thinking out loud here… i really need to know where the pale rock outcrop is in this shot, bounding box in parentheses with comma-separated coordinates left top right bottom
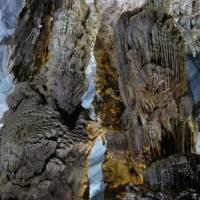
(150, 0, 200, 56)
(46, 0, 100, 114)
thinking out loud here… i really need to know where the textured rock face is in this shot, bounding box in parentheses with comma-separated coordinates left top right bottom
(0, 82, 88, 200)
(46, 0, 100, 114)
(125, 188, 200, 200)
(124, 154, 200, 200)
(10, 0, 54, 82)
(114, 8, 196, 169)
(9, 0, 100, 114)
(0, 0, 200, 199)
(144, 154, 200, 192)
(94, 0, 146, 129)
(150, 0, 200, 56)
(0, 0, 100, 199)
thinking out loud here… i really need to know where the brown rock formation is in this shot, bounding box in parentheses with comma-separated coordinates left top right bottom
(11, 0, 55, 82)
(93, 0, 147, 130)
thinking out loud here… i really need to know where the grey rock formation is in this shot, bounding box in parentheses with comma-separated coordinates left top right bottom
(46, 0, 100, 114)
(0, 0, 99, 199)
(114, 8, 196, 169)
(125, 189, 200, 200)
(0, 82, 88, 199)
(144, 154, 200, 192)
(124, 154, 200, 200)
(150, 0, 200, 56)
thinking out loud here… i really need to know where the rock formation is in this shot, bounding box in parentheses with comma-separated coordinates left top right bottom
(0, 0, 200, 199)
(114, 6, 196, 171)
(0, 0, 99, 199)
(124, 154, 200, 200)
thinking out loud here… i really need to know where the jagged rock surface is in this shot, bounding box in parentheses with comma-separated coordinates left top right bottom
(0, 82, 88, 200)
(9, 0, 100, 114)
(124, 154, 200, 200)
(144, 154, 200, 191)
(94, 0, 146, 129)
(10, 0, 54, 82)
(46, 0, 100, 114)
(150, 0, 200, 56)
(1, 0, 200, 199)
(125, 189, 200, 200)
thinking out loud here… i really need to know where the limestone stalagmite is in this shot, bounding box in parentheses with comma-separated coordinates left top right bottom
(114, 8, 196, 169)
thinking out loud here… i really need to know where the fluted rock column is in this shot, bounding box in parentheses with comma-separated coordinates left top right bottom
(114, 8, 197, 170)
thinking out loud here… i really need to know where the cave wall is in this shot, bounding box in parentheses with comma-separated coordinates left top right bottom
(0, 0, 200, 199)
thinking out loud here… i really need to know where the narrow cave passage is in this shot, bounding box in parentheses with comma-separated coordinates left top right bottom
(89, 138, 106, 200)
(81, 51, 96, 111)
(81, 50, 107, 199)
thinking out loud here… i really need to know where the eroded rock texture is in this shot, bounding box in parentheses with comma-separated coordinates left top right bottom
(124, 154, 200, 200)
(150, 0, 200, 56)
(0, 0, 100, 199)
(10, 0, 54, 82)
(114, 8, 196, 169)
(46, 0, 100, 114)
(125, 188, 200, 200)
(0, 82, 88, 200)
(9, 0, 100, 114)
(144, 154, 200, 192)
(1, 0, 200, 199)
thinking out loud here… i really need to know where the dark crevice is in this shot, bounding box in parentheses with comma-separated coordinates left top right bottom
(161, 122, 175, 157)
(55, 101, 86, 130)
(30, 84, 48, 105)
